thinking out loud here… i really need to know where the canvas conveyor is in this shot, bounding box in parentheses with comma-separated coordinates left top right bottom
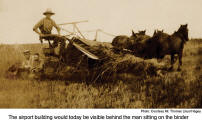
(41, 34, 100, 60)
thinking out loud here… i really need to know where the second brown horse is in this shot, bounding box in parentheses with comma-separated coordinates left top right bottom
(131, 24, 189, 71)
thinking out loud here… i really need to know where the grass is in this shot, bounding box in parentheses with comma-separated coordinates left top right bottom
(0, 39, 201, 108)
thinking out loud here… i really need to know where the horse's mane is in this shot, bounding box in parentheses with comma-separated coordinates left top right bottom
(173, 25, 189, 42)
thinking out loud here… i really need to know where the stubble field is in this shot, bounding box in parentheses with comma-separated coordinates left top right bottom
(0, 39, 201, 108)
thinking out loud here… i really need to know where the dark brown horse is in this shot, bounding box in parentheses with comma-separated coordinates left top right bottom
(112, 30, 150, 50)
(131, 30, 150, 41)
(132, 24, 189, 71)
(157, 24, 188, 71)
(112, 35, 130, 50)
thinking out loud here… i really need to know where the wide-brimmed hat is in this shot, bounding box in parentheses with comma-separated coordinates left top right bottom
(33, 53, 40, 56)
(23, 50, 30, 54)
(43, 8, 55, 15)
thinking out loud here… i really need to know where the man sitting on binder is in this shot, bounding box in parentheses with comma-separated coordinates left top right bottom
(33, 8, 66, 57)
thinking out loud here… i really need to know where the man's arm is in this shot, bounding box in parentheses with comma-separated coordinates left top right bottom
(33, 19, 43, 36)
(52, 20, 61, 35)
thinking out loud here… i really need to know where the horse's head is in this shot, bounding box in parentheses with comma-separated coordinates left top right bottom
(127, 30, 140, 50)
(152, 29, 168, 43)
(129, 30, 138, 42)
(177, 24, 189, 41)
(130, 30, 148, 40)
(153, 29, 164, 36)
(138, 30, 146, 35)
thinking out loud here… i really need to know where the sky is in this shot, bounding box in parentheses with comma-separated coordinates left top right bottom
(0, 0, 202, 44)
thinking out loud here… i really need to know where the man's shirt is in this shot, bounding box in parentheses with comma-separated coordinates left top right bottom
(31, 60, 43, 70)
(33, 17, 60, 34)
(22, 58, 32, 69)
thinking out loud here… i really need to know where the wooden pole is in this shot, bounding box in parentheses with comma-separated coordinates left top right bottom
(60, 28, 74, 34)
(94, 30, 98, 41)
(74, 24, 86, 39)
(58, 20, 88, 26)
(100, 30, 116, 37)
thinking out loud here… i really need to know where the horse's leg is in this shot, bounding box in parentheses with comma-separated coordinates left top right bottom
(169, 53, 175, 70)
(177, 51, 183, 71)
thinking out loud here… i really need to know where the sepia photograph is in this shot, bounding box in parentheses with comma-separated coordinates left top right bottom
(0, 0, 201, 108)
